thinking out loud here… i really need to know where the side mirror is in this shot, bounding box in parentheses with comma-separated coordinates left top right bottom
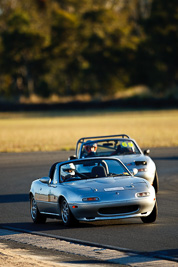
(144, 149, 150, 156)
(68, 155, 77, 160)
(132, 168, 138, 176)
(40, 177, 51, 184)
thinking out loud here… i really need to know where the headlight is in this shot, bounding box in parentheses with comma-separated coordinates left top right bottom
(136, 192, 150, 197)
(135, 161, 147, 165)
(82, 197, 99, 202)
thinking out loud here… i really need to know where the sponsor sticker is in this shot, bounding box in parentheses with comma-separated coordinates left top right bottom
(104, 187, 124, 191)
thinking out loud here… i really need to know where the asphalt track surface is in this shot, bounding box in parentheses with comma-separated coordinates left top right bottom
(0, 148, 178, 261)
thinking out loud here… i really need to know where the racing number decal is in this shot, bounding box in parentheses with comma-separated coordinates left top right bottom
(128, 142, 134, 147)
(122, 142, 127, 147)
(121, 142, 133, 147)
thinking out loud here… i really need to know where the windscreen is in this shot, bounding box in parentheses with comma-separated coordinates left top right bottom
(81, 139, 140, 158)
(60, 158, 130, 182)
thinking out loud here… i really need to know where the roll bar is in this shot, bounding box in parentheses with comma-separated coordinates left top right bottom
(76, 134, 130, 156)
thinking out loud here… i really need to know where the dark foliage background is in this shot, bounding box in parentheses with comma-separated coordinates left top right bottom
(0, 0, 177, 102)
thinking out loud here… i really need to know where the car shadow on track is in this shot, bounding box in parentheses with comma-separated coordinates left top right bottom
(0, 218, 145, 235)
(0, 194, 29, 203)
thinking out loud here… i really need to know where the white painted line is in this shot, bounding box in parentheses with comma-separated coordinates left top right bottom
(0, 228, 177, 266)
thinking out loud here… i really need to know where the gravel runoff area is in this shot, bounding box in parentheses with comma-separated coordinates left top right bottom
(0, 228, 177, 267)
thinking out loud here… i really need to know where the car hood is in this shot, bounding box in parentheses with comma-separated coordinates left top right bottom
(65, 176, 148, 193)
(111, 154, 154, 168)
(112, 154, 147, 163)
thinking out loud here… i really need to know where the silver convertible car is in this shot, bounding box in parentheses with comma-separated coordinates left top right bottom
(29, 157, 157, 226)
(73, 135, 159, 193)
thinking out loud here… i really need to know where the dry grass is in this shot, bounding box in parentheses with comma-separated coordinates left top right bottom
(0, 109, 178, 152)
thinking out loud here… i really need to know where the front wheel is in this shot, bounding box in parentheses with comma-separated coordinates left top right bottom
(141, 201, 158, 223)
(153, 171, 159, 193)
(30, 195, 46, 224)
(61, 198, 78, 226)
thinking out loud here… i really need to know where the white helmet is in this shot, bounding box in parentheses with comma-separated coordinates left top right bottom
(61, 163, 75, 178)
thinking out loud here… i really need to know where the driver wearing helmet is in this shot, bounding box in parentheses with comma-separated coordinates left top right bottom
(84, 142, 97, 157)
(61, 163, 76, 182)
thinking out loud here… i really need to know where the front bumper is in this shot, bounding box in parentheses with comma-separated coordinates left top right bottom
(70, 197, 156, 222)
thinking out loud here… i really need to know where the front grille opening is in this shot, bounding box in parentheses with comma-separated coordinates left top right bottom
(98, 205, 138, 215)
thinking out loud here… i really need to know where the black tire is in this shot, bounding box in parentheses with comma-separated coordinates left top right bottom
(141, 201, 158, 223)
(61, 198, 78, 226)
(153, 171, 159, 193)
(30, 195, 46, 224)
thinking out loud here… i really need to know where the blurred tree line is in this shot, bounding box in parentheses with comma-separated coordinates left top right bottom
(0, 0, 177, 101)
